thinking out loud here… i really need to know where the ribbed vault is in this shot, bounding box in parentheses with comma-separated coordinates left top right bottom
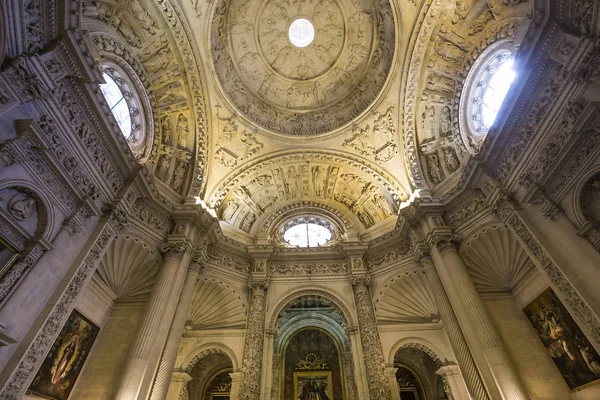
(187, 278, 247, 330)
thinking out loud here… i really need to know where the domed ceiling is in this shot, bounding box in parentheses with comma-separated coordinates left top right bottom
(210, 0, 395, 136)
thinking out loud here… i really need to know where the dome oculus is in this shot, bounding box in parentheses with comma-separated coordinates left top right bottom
(288, 18, 315, 48)
(210, 0, 395, 136)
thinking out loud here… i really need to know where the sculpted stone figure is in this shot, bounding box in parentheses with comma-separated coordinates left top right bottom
(171, 161, 187, 192)
(312, 166, 327, 197)
(222, 201, 239, 222)
(444, 147, 460, 173)
(427, 154, 444, 184)
(286, 166, 299, 197)
(9, 194, 36, 221)
(156, 155, 171, 182)
(176, 114, 188, 149)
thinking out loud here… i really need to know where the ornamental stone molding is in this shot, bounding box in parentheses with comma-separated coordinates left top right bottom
(209, 0, 396, 136)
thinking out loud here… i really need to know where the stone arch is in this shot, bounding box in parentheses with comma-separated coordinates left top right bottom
(267, 286, 356, 331)
(388, 337, 449, 366)
(572, 166, 600, 226)
(182, 342, 240, 373)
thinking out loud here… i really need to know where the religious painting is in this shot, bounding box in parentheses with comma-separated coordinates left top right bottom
(294, 371, 333, 400)
(27, 310, 99, 400)
(207, 369, 231, 400)
(523, 288, 600, 390)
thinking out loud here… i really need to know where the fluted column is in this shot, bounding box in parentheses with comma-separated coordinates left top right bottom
(431, 237, 528, 400)
(350, 274, 393, 400)
(149, 258, 203, 400)
(114, 243, 191, 400)
(238, 278, 269, 400)
(419, 253, 490, 400)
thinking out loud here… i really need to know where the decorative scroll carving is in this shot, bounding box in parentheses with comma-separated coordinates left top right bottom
(270, 263, 348, 275)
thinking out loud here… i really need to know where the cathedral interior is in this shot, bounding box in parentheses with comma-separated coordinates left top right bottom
(1, 0, 600, 399)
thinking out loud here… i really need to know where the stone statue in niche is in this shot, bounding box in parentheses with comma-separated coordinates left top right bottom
(171, 161, 188, 192)
(161, 116, 171, 145)
(427, 154, 444, 184)
(240, 213, 256, 232)
(286, 166, 299, 197)
(421, 105, 435, 140)
(312, 166, 327, 197)
(372, 194, 393, 217)
(9, 193, 36, 221)
(176, 114, 188, 149)
(440, 106, 452, 136)
(156, 154, 171, 182)
(222, 201, 239, 222)
(130, 0, 157, 35)
(358, 210, 374, 227)
(444, 147, 460, 173)
(145, 48, 174, 73)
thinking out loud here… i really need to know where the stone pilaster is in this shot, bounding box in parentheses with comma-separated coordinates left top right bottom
(149, 257, 204, 400)
(418, 251, 490, 400)
(385, 365, 401, 400)
(436, 365, 470, 400)
(350, 273, 392, 400)
(165, 371, 192, 400)
(114, 242, 191, 400)
(229, 371, 242, 400)
(430, 236, 528, 400)
(0, 205, 127, 399)
(238, 277, 269, 400)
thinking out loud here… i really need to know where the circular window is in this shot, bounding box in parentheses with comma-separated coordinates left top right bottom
(98, 63, 152, 161)
(284, 222, 332, 247)
(460, 41, 517, 153)
(288, 18, 315, 48)
(100, 73, 132, 138)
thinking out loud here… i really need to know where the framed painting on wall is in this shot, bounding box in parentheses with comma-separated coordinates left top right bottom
(26, 310, 99, 400)
(294, 371, 334, 400)
(523, 288, 600, 390)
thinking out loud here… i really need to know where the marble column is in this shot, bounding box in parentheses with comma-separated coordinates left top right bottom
(431, 237, 529, 400)
(436, 364, 470, 400)
(165, 371, 192, 400)
(238, 279, 268, 400)
(350, 275, 393, 400)
(114, 243, 191, 400)
(420, 253, 490, 400)
(149, 259, 203, 400)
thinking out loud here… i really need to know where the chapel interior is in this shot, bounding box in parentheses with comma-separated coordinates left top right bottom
(1, 0, 600, 399)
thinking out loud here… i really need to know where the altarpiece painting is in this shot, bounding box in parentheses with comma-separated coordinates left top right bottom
(294, 370, 333, 400)
(27, 310, 99, 399)
(524, 288, 600, 390)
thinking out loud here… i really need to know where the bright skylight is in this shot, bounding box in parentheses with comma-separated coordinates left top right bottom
(284, 222, 331, 247)
(288, 18, 315, 48)
(480, 57, 516, 129)
(100, 73, 132, 138)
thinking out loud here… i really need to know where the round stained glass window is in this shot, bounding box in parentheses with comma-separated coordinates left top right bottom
(284, 222, 332, 247)
(100, 73, 132, 139)
(288, 18, 315, 48)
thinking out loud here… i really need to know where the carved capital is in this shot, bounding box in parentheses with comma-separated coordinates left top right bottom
(413, 248, 434, 268)
(429, 234, 460, 255)
(249, 278, 269, 294)
(348, 274, 370, 288)
(103, 204, 130, 231)
(189, 257, 205, 274)
(490, 193, 517, 222)
(160, 241, 188, 261)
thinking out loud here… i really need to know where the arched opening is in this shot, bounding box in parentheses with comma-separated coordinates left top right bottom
(393, 346, 449, 400)
(186, 351, 234, 400)
(271, 295, 357, 400)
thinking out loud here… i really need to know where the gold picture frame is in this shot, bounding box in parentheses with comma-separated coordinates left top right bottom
(294, 371, 333, 399)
